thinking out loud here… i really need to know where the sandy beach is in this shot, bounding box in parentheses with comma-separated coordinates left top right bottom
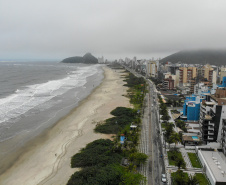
(0, 66, 130, 185)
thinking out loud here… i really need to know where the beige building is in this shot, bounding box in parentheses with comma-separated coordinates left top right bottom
(146, 61, 157, 77)
(164, 73, 178, 87)
(179, 67, 197, 85)
(197, 64, 217, 84)
(203, 64, 213, 81)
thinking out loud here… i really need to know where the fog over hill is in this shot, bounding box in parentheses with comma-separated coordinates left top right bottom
(160, 49, 226, 66)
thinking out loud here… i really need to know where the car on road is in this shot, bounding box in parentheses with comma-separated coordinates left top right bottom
(161, 174, 167, 183)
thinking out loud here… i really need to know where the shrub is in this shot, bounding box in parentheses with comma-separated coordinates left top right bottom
(110, 107, 137, 117)
(95, 107, 139, 134)
(71, 139, 122, 168)
(67, 165, 123, 185)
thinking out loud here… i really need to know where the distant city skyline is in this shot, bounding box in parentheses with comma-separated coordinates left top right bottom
(1, 0, 226, 61)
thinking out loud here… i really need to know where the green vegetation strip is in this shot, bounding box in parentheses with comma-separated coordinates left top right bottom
(171, 171, 188, 184)
(67, 71, 148, 185)
(194, 173, 210, 185)
(172, 171, 204, 185)
(167, 150, 186, 169)
(187, 153, 202, 168)
(68, 139, 145, 185)
(94, 107, 139, 134)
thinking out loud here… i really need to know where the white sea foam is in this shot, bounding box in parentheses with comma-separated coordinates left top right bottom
(0, 65, 98, 126)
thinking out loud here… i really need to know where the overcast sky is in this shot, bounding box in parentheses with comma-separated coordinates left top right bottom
(1, 0, 226, 61)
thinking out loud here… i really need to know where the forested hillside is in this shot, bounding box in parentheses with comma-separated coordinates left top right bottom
(160, 49, 226, 65)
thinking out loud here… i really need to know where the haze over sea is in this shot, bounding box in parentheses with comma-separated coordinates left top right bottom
(0, 61, 103, 173)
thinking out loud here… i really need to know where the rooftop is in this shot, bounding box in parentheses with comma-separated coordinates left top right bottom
(182, 134, 200, 141)
(200, 150, 226, 182)
(206, 102, 216, 105)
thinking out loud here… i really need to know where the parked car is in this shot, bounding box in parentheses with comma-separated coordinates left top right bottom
(161, 174, 167, 183)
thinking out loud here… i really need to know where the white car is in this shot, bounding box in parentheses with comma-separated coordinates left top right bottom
(161, 174, 167, 183)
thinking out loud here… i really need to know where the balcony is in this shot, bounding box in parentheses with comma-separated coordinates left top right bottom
(208, 131, 214, 135)
(208, 126, 214, 131)
(208, 136, 214, 140)
(209, 122, 214, 127)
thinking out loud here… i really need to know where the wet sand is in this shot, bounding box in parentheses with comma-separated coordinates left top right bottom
(0, 66, 130, 185)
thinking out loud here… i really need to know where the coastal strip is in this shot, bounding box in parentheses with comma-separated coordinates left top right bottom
(0, 66, 130, 185)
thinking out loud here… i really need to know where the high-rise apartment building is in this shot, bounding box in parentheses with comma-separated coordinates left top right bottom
(199, 88, 226, 144)
(147, 61, 157, 78)
(163, 76, 175, 90)
(197, 64, 217, 84)
(179, 67, 197, 85)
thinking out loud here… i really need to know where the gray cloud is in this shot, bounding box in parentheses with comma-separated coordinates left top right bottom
(1, 0, 226, 61)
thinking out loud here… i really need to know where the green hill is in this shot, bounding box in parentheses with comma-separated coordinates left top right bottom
(61, 53, 98, 64)
(160, 49, 226, 66)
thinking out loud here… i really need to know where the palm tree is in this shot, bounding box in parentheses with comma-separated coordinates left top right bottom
(161, 114, 170, 122)
(164, 123, 175, 148)
(172, 169, 187, 185)
(175, 156, 186, 169)
(170, 132, 181, 146)
(187, 174, 199, 185)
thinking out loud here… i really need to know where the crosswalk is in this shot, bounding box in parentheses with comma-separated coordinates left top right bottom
(166, 166, 203, 173)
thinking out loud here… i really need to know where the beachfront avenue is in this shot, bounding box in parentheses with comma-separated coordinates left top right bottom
(148, 80, 166, 185)
(122, 65, 166, 185)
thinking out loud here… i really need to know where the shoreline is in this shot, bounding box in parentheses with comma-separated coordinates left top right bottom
(0, 66, 130, 185)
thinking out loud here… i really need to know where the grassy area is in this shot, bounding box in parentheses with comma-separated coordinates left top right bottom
(187, 153, 202, 168)
(167, 151, 184, 167)
(171, 172, 209, 185)
(171, 171, 189, 184)
(194, 173, 210, 185)
(171, 171, 189, 177)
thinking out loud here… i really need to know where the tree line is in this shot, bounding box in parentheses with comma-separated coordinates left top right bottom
(67, 70, 148, 185)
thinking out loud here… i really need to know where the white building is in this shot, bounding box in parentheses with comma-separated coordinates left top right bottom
(194, 83, 209, 95)
(98, 56, 104, 63)
(197, 148, 226, 185)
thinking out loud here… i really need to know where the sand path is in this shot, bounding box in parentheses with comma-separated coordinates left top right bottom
(0, 66, 130, 185)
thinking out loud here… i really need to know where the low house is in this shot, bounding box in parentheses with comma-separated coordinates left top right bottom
(182, 133, 201, 146)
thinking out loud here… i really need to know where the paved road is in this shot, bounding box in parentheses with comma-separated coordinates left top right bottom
(148, 80, 166, 185)
(121, 64, 166, 184)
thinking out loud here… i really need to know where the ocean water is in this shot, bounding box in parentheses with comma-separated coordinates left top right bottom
(0, 61, 103, 160)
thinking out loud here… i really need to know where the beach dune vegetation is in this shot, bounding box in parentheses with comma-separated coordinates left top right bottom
(68, 139, 146, 185)
(71, 139, 122, 168)
(94, 107, 138, 134)
(68, 70, 147, 185)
